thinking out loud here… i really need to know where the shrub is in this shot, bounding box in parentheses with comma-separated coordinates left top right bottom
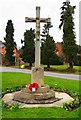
(50, 54, 63, 65)
(74, 55, 81, 66)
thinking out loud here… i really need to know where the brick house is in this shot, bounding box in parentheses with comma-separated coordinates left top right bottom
(55, 42, 63, 57)
(0, 41, 19, 64)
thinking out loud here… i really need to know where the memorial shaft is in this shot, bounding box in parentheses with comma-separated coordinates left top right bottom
(25, 7, 51, 68)
(35, 7, 40, 68)
(25, 6, 51, 85)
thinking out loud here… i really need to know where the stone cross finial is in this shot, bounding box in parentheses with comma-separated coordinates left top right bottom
(25, 6, 51, 68)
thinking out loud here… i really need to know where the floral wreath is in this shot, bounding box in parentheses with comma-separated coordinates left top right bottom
(29, 83, 39, 92)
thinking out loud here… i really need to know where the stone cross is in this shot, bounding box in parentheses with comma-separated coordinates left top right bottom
(25, 6, 51, 68)
(12, 7, 58, 104)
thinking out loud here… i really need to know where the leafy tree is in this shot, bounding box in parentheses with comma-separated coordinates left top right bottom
(51, 54, 63, 65)
(74, 45, 81, 66)
(21, 28, 35, 67)
(41, 34, 56, 68)
(78, 45, 81, 54)
(41, 23, 53, 42)
(4, 20, 15, 65)
(74, 55, 81, 66)
(59, 0, 78, 68)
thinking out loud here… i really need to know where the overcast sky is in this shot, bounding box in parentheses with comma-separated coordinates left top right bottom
(0, 0, 79, 48)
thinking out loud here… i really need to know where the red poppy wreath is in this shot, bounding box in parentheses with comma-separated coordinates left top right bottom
(29, 83, 39, 92)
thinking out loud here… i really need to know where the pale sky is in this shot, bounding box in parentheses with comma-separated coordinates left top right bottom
(0, 0, 79, 48)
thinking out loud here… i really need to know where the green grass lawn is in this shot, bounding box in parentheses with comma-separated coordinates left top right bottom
(41, 64, 81, 74)
(2, 72, 79, 92)
(41, 64, 81, 70)
(1, 72, 81, 119)
(2, 107, 80, 119)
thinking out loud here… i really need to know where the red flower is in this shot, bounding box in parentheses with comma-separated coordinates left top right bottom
(29, 84, 33, 91)
(29, 83, 39, 91)
(32, 83, 38, 89)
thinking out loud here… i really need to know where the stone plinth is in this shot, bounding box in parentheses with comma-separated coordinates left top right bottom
(31, 67, 44, 86)
(22, 84, 50, 93)
(13, 85, 59, 104)
(3, 91, 74, 107)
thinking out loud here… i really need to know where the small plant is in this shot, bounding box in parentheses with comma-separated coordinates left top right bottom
(74, 98, 80, 108)
(11, 102, 20, 109)
(2, 100, 20, 110)
(63, 99, 80, 111)
(2, 100, 7, 108)
(63, 102, 73, 111)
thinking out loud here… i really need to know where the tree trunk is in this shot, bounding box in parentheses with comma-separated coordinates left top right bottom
(69, 62, 73, 68)
(29, 62, 32, 67)
(47, 63, 50, 68)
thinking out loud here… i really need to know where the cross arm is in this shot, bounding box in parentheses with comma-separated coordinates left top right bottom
(25, 17, 51, 23)
(40, 18, 51, 23)
(25, 17, 36, 22)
